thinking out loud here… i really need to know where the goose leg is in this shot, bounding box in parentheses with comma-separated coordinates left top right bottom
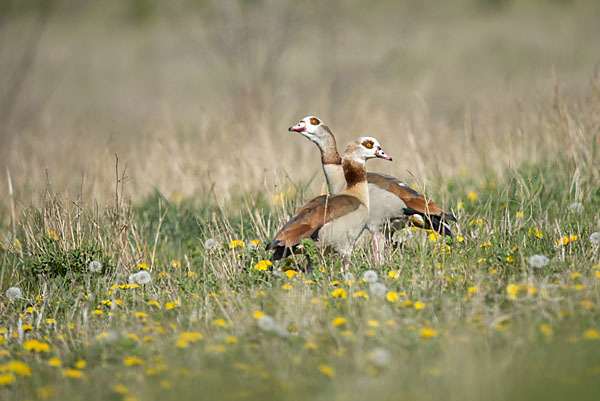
(373, 233, 383, 265)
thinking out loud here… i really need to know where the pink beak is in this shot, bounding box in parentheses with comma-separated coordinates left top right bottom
(376, 148, 392, 161)
(288, 122, 306, 132)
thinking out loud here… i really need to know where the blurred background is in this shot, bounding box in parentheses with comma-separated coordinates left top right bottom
(1, 0, 599, 211)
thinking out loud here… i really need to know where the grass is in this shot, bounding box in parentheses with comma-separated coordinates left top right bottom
(1, 131, 600, 400)
(1, 1, 600, 400)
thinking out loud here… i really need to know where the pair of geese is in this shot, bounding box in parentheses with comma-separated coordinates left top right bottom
(266, 116, 456, 270)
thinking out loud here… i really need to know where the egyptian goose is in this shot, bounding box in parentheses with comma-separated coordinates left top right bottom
(289, 116, 456, 263)
(266, 137, 392, 271)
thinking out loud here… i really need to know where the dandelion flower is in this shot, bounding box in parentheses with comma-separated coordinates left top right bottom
(88, 261, 103, 273)
(5, 287, 22, 301)
(204, 238, 219, 251)
(248, 239, 261, 250)
(590, 232, 600, 246)
(331, 288, 347, 299)
(420, 328, 438, 339)
(370, 347, 391, 367)
(253, 260, 271, 271)
(318, 364, 335, 378)
(569, 202, 584, 213)
(583, 329, 599, 340)
(228, 240, 245, 249)
(369, 283, 387, 297)
(528, 254, 549, 269)
(363, 270, 378, 283)
(332, 317, 346, 327)
(0, 372, 15, 386)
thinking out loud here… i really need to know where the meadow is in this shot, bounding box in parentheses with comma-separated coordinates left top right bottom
(1, 1, 600, 400)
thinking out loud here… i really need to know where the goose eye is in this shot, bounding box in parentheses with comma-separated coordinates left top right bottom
(310, 118, 320, 125)
(363, 140, 374, 149)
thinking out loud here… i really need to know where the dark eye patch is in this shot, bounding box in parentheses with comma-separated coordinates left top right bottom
(310, 118, 320, 125)
(362, 140, 374, 149)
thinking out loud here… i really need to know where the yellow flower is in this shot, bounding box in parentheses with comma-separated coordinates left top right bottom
(353, 291, 369, 299)
(429, 232, 441, 242)
(147, 300, 161, 308)
(506, 284, 519, 300)
(539, 324, 553, 337)
(137, 263, 149, 270)
(367, 320, 379, 328)
(304, 342, 318, 350)
(165, 301, 179, 310)
(0, 361, 31, 376)
(46, 318, 56, 325)
(506, 256, 514, 263)
(470, 218, 485, 227)
(225, 336, 238, 344)
(228, 240, 245, 249)
(48, 358, 61, 367)
(113, 385, 129, 394)
(95, 332, 108, 340)
(467, 191, 478, 201)
(0, 372, 15, 386)
(281, 284, 292, 291)
(252, 311, 265, 319)
(420, 328, 438, 339)
(583, 329, 599, 340)
(75, 360, 86, 369)
(123, 356, 143, 366)
(571, 272, 581, 279)
(332, 317, 346, 327)
(516, 211, 523, 218)
(528, 227, 543, 238)
(171, 260, 180, 268)
(477, 258, 487, 264)
(251, 239, 261, 247)
(386, 292, 399, 302)
(388, 270, 400, 279)
(570, 234, 578, 241)
(414, 301, 425, 310)
(558, 236, 570, 245)
(213, 319, 228, 328)
(61, 369, 84, 378)
(468, 286, 478, 297)
(457, 201, 464, 211)
(318, 364, 335, 378)
(581, 300, 595, 310)
(285, 269, 298, 279)
(331, 288, 347, 299)
(23, 339, 50, 352)
(253, 260, 272, 271)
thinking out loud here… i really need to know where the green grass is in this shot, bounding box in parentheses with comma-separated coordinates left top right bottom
(1, 156, 599, 401)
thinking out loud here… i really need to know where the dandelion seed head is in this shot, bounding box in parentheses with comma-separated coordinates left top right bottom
(257, 316, 276, 332)
(528, 254, 549, 269)
(5, 287, 22, 301)
(363, 270, 378, 283)
(129, 271, 151, 285)
(590, 232, 600, 246)
(204, 238, 219, 251)
(370, 347, 392, 367)
(569, 202, 584, 213)
(369, 282, 387, 297)
(88, 261, 103, 273)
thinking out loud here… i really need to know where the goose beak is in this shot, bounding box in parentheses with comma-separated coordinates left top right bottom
(289, 122, 306, 133)
(376, 148, 392, 161)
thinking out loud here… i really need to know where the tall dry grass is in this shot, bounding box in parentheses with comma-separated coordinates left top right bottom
(1, 0, 599, 216)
